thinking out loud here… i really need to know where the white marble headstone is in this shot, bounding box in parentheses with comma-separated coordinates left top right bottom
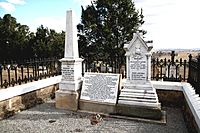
(124, 32, 152, 83)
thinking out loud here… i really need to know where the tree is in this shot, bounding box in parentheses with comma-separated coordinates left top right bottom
(78, 0, 145, 65)
(48, 29, 65, 58)
(0, 14, 18, 60)
(0, 14, 65, 60)
(33, 25, 65, 58)
(0, 14, 31, 60)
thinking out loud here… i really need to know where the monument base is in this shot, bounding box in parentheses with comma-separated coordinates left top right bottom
(116, 104, 162, 120)
(117, 79, 162, 120)
(59, 79, 83, 92)
(56, 77, 82, 111)
(79, 100, 116, 114)
(56, 90, 80, 111)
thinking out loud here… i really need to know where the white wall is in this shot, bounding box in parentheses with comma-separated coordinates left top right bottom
(0, 76, 62, 101)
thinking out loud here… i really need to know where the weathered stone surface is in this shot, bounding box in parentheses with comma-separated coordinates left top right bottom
(116, 104, 162, 120)
(56, 90, 79, 111)
(79, 100, 116, 114)
(0, 84, 57, 119)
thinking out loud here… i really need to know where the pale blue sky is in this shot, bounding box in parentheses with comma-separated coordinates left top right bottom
(0, 0, 84, 32)
(0, 0, 200, 49)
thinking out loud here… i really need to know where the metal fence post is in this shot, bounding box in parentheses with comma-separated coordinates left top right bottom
(197, 56, 200, 94)
(188, 54, 192, 82)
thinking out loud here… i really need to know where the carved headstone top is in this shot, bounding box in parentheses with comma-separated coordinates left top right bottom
(124, 32, 153, 83)
(80, 73, 120, 104)
(124, 32, 152, 56)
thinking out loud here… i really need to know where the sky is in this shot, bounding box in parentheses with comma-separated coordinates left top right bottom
(0, 0, 200, 50)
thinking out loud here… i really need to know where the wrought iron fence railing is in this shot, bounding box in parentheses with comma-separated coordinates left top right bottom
(188, 54, 200, 95)
(151, 57, 188, 82)
(1, 51, 199, 96)
(0, 58, 61, 89)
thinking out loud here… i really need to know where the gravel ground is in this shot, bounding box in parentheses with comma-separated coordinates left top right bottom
(0, 100, 188, 133)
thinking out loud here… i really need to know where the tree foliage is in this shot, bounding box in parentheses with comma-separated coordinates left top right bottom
(0, 14, 65, 61)
(78, 0, 145, 65)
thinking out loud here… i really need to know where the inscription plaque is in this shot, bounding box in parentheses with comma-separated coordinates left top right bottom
(80, 73, 120, 104)
(130, 56, 146, 81)
(62, 64, 74, 80)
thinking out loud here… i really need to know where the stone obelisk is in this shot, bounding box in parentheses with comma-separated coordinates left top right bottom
(56, 10, 83, 111)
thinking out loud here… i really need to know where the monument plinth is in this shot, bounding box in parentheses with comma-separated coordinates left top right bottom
(117, 32, 162, 120)
(56, 10, 83, 111)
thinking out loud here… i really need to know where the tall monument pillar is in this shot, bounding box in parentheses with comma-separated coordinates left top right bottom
(56, 10, 83, 111)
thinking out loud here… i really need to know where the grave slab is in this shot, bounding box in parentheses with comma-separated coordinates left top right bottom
(79, 73, 121, 114)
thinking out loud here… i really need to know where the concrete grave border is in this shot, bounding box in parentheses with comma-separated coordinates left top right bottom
(152, 81, 200, 132)
(0, 76, 62, 102)
(0, 77, 199, 132)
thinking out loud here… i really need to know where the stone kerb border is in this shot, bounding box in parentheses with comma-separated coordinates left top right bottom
(0, 76, 62, 102)
(151, 81, 182, 91)
(152, 81, 200, 132)
(182, 83, 200, 131)
(0, 76, 199, 131)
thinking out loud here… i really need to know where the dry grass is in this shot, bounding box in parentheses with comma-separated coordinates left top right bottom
(153, 51, 199, 61)
(1, 67, 48, 89)
(2, 68, 33, 80)
(151, 50, 200, 81)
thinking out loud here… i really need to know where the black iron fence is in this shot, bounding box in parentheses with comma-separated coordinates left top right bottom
(83, 51, 190, 82)
(0, 58, 61, 89)
(82, 55, 125, 77)
(151, 52, 189, 82)
(188, 55, 200, 94)
(1, 51, 199, 95)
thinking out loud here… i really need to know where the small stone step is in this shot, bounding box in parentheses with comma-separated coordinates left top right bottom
(119, 97, 157, 103)
(123, 86, 153, 91)
(121, 89, 155, 94)
(120, 92, 156, 98)
(118, 99, 161, 108)
(119, 94, 157, 99)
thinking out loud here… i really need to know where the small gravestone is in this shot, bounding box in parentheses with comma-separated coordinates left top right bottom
(165, 51, 180, 79)
(79, 73, 120, 113)
(166, 64, 179, 78)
